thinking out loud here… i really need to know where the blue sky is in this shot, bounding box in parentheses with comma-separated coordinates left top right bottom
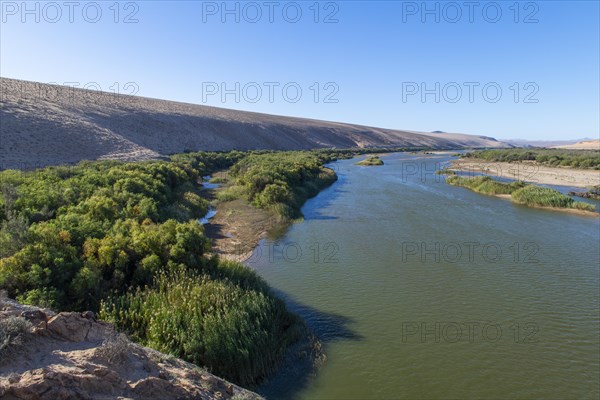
(1, 0, 598, 140)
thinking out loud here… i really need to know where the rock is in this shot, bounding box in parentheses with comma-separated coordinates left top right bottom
(81, 311, 96, 321)
(21, 310, 47, 325)
(46, 313, 93, 342)
(131, 377, 197, 400)
(226, 384, 234, 395)
(45, 312, 112, 342)
(1, 299, 264, 400)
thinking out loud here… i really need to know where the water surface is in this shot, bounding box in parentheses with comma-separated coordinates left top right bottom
(252, 153, 600, 400)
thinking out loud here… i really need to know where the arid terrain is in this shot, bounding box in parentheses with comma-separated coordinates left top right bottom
(553, 140, 600, 150)
(0, 296, 261, 400)
(451, 158, 600, 188)
(0, 78, 509, 170)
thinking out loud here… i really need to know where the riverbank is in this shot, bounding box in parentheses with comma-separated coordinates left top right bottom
(488, 193, 598, 216)
(204, 199, 284, 261)
(445, 175, 599, 217)
(451, 158, 600, 188)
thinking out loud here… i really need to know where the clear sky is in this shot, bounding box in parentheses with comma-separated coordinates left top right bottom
(1, 0, 598, 140)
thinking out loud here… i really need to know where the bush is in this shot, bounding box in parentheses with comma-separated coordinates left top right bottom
(572, 202, 596, 211)
(225, 152, 337, 218)
(446, 176, 597, 212)
(99, 268, 302, 386)
(446, 176, 526, 195)
(511, 186, 574, 208)
(95, 333, 131, 365)
(465, 149, 600, 169)
(0, 149, 341, 385)
(356, 156, 384, 166)
(0, 316, 32, 363)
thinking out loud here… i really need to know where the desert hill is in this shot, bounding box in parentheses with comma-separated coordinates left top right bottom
(1, 77, 509, 170)
(552, 139, 600, 150)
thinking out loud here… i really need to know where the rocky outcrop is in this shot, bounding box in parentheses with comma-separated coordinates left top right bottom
(0, 297, 261, 400)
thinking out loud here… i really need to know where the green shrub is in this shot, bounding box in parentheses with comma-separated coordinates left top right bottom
(225, 152, 337, 218)
(446, 176, 526, 195)
(435, 168, 456, 175)
(446, 176, 597, 213)
(356, 156, 384, 166)
(572, 202, 596, 211)
(511, 186, 574, 208)
(465, 149, 600, 169)
(99, 268, 302, 386)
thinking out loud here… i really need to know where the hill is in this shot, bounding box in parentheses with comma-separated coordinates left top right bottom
(552, 140, 600, 150)
(1, 78, 508, 170)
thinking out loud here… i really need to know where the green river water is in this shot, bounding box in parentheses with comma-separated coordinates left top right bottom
(252, 153, 599, 400)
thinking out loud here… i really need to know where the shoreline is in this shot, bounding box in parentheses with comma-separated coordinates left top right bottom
(449, 182, 599, 217)
(451, 158, 600, 188)
(494, 193, 599, 217)
(204, 199, 285, 262)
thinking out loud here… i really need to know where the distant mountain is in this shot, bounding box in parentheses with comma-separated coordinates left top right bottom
(0, 78, 510, 170)
(503, 138, 595, 148)
(552, 140, 599, 150)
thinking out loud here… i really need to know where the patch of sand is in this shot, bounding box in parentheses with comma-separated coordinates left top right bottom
(552, 140, 600, 150)
(451, 159, 600, 188)
(204, 199, 286, 262)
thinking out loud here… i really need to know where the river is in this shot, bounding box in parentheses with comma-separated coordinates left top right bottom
(252, 153, 600, 399)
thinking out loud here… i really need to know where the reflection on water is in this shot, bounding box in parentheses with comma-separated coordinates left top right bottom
(253, 153, 600, 400)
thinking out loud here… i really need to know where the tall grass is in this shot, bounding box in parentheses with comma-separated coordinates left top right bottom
(446, 175, 526, 195)
(512, 186, 595, 211)
(100, 265, 302, 387)
(447, 176, 597, 212)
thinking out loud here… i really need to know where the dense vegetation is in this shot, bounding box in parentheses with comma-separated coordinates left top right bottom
(464, 149, 600, 169)
(0, 150, 347, 386)
(100, 265, 301, 385)
(446, 176, 596, 212)
(356, 156, 384, 166)
(217, 152, 337, 219)
(435, 168, 457, 175)
(446, 176, 527, 195)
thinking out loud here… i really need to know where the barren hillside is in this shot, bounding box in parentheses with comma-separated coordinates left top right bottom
(1, 78, 509, 169)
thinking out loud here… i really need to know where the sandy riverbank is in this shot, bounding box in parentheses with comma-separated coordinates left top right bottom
(203, 199, 286, 262)
(451, 159, 600, 188)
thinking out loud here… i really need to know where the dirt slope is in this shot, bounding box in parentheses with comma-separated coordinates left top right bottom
(0, 297, 261, 400)
(1, 78, 509, 170)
